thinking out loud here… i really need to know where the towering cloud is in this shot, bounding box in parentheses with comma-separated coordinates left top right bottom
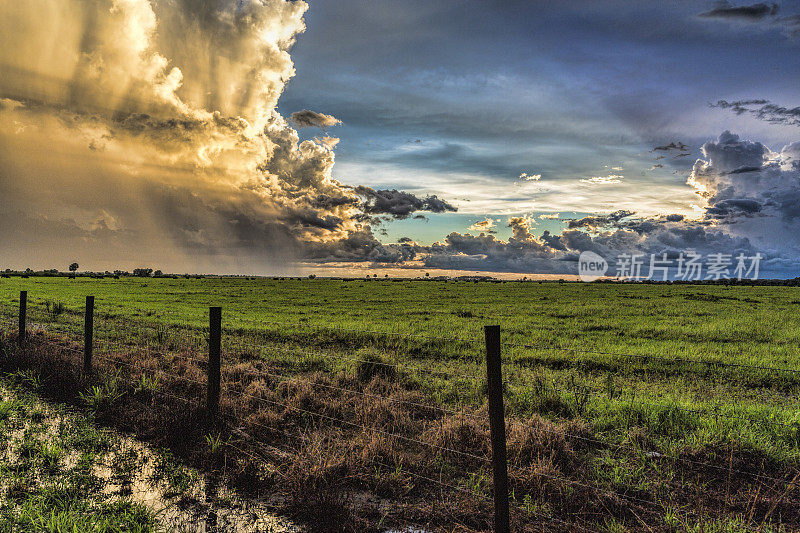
(0, 0, 452, 273)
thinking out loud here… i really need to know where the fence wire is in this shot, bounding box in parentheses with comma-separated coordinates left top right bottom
(1, 298, 798, 531)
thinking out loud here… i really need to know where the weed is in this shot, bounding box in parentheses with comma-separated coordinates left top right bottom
(79, 373, 124, 410)
(205, 432, 230, 455)
(134, 373, 159, 396)
(44, 300, 65, 317)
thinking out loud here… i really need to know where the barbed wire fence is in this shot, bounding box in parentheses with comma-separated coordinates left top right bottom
(1, 289, 798, 531)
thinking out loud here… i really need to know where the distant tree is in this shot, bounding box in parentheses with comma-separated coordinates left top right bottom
(425, 272, 430, 277)
(133, 268, 153, 277)
(385, 274, 389, 278)
(69, 263, 79, 274)
(308, 274, 316, 279)
(153, 270, 163, 277)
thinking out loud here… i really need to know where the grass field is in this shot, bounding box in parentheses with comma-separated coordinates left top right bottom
(2, 276, 800, 531)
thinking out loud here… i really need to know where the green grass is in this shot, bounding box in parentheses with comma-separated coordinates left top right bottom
(2, 276, 800, 529)
(3, 278, 800, 451)
(0, 380, 162, 532)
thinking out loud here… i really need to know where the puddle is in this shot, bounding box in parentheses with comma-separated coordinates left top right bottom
(0, 386, 298, 533)
(94, 434, 299, 533)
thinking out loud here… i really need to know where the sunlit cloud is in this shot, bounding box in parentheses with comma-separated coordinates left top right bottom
(580, 175, 624, 185)
(468, 218, 496, 233)
(519, 172, 542, 181)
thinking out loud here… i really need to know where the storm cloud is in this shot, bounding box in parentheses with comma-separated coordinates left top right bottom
(0, 0, 454, 273)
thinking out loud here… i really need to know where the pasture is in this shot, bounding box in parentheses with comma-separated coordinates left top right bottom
(1, 276, 800, 531)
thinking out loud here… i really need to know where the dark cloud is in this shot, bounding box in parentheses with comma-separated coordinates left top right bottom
(540, 230, 566, 251)
(567, 210, 635, 229)
(352, 186, 457, 219)
(705, 198, 763, 218)
(698, 2, 779, 21)
(712, 99, 800, 127)
(651, 141, 689, 152)
(290, 110, 342, 129)
(725, 166, 763, 174)
(310, 194, 360, 210)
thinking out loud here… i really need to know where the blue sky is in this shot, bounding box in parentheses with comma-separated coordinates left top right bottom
(278, 0, 800, 244)
(3, 0, 800, 277)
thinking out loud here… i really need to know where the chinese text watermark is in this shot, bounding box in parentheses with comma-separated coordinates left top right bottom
(579, 251, 762, 281)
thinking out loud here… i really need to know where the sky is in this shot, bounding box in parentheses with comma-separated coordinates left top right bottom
(1, 1, 800, 278)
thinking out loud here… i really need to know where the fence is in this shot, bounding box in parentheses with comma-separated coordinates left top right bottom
(1, 290, 799, 532)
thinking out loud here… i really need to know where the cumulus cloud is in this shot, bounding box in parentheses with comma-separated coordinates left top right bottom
(0, 0, 457, 273)
(290, 109, 342, 129)
(350, 133, 798, 277)
(468, 218, 496, 233)
(409, 129, 800, 277)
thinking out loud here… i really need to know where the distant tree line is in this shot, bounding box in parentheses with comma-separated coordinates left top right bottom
(0, 266, 203, 280)
(3, 266, 800, 285)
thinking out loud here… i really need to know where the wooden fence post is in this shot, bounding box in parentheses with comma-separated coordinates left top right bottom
(84, 296, 94, 374)
(207, 307, 222, 415)
(484, 325, 510, 533)
(18, 291, 27, 346)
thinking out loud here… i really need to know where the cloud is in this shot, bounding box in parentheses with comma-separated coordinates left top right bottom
(539, 213, 560, 219)
(567, 210, 635, 229)
(698, 2, 779, 21)
(290, 109, 342, 129)
(711, 99, 800, 127)
(580, 175, 623, 184)
(468, 218, 496, 233)
(697, 3, 800, 39)
(0, 0, 457, 273)
(651, 141, 689, 152)
(365, 132, 800, 277)
(519, 172, 542, 181)
(352, 186, 457, 219)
